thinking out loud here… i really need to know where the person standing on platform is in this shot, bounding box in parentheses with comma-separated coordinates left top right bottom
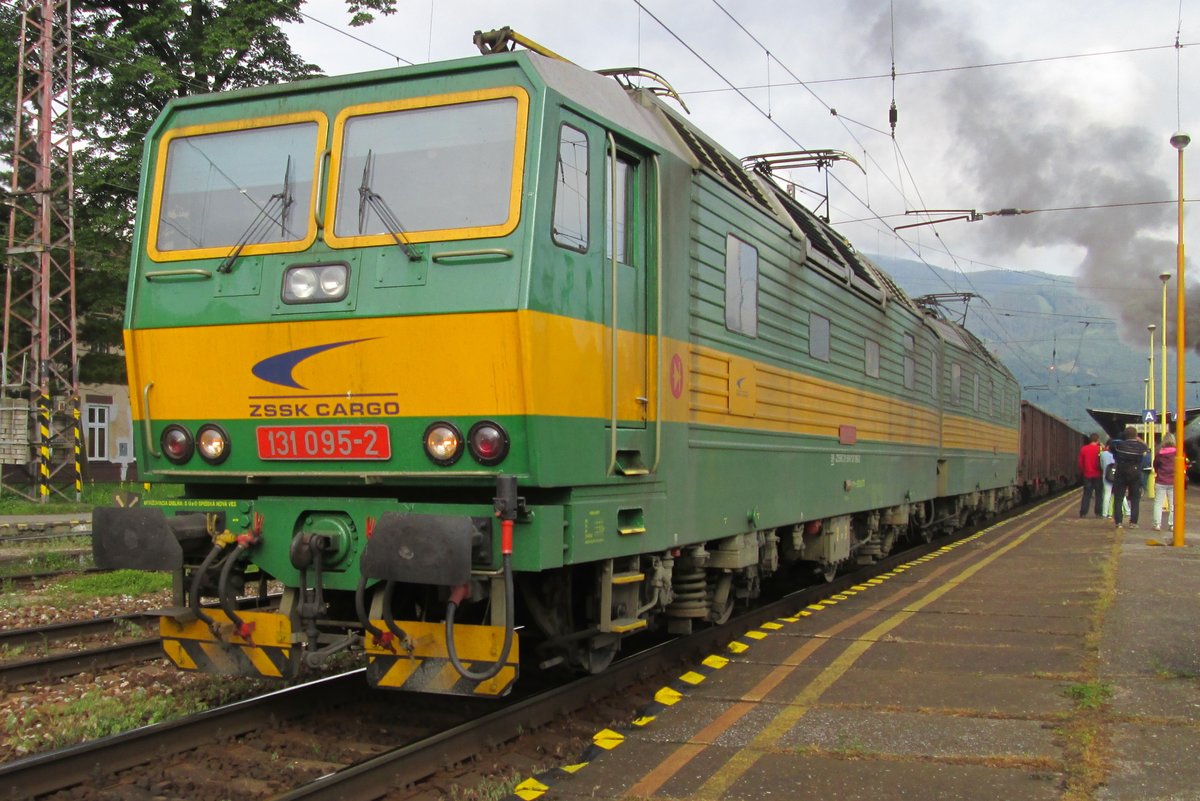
(1111, 426, 1150, 529)
(1152, 434, 1177, 531)
(1078, 432, 1103, 518)
(1100, 439, 1117, 518)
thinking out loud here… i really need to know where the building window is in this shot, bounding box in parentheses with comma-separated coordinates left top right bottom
(865, 339, 880, 378)
(902, 335, 915, 390)
(85, 404, 110, 461)
(810, 313, 831, 362)
(552, 124, 589, 251)
(725, 234, 759, 337)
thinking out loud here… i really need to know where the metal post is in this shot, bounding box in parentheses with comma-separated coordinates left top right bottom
(1148, 326, 1156, 499)
(1171, 131, 1190, 547)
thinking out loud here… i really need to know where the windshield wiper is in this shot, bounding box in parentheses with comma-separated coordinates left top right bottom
(217, 156, 295, 274)
(357, 149, 422, 262)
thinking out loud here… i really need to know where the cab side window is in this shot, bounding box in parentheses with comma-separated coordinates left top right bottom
(552, 124, 589, 251)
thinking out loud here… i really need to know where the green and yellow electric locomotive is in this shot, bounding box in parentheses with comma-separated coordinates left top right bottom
(94, 31, 1020, 696)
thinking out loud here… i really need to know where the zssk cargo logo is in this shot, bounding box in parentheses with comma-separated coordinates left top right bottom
(247, 338, 400, 419)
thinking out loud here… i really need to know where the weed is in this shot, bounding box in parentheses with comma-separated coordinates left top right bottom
(447, 771, 522, 801)
(833, 732, 868, 755)
(0, 642, 27, 659)
(1064, 682, 1113, 711)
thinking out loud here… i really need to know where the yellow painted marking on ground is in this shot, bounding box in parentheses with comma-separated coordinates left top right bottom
(819, 599, 837, 606)
(851, 584, 870, 591)
(830, 594, 849, 600)
(703, 654, 730, 670)
(806, 604, 825, 611)
(561, 762, 589, 773)
(797, 610, 812, 617)
(632, 715, 657, 727)
(866, 578, 884, 585)
(727, 641, 750, 653)
(761, 621, 784, 630)
(689, 513, 1053, 800)
(655, 686, 684, 705)
(513, 777, 549, 800)
(745, 630, 768, 640)
(593, 729, 624, 750)
(679, 671, 706, 685)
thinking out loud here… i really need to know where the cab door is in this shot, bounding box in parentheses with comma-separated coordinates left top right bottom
(609, 135, 648, 431)
(604, 134, 655, 474)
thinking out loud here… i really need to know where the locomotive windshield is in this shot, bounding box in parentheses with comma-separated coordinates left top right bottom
(152, 120, 320, 255)
(330, 93, 525, 243)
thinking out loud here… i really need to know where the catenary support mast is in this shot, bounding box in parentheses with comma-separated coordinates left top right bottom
(3, 0, 81, 501)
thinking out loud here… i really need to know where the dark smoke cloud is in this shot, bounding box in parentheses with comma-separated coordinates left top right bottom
(855, 0, 1197, 354)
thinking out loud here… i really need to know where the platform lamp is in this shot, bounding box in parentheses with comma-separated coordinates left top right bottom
(1170, 130, 1189, 547)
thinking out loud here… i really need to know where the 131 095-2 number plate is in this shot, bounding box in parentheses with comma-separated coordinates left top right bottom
(256, 425, 391, 460)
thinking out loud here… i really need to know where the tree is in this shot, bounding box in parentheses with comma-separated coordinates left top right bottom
(3, 0, 397, 383)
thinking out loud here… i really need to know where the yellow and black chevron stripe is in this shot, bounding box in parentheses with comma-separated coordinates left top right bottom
(160, 610, 298, 679)
(365, 619, 518, 696)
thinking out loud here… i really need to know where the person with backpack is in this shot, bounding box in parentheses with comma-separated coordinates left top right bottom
(1078, 432, 1103, 517)
(1110, 426, 1151, 529)
(1100, 439, 1118, 518)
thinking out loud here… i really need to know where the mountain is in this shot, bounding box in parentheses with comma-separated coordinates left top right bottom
(868, 254, 1200, 434)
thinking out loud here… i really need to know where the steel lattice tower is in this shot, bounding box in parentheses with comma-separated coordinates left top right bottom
(3, 0, 81, 501)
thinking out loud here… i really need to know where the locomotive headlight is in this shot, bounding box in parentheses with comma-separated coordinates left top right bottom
(196, 424, 231, 465)
(283, 263, 348, 304)
(161, 425, 194, 464)
(423, 422, 463, 466)
(468, 421, 509, 465)
(318, 265, 347, 297)
(285, 267, 318, 300)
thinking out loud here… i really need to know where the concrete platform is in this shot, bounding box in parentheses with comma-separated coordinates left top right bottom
(507, 492, 1200, 801)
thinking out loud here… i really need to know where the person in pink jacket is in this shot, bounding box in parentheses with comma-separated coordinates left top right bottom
(1152, 435, 1176, 531)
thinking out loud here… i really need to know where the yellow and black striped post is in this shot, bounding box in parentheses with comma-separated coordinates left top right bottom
(37, 391, 51, 501)
(72, 395, 81, 501)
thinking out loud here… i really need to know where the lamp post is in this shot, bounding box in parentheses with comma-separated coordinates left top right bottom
(1149, 324, 1157, 500)
(1161, 271, 1171, 441)
(1171, 131, 1189, 547)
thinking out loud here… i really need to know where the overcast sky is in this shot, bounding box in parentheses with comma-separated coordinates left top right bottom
(283, 0, 1198, 347)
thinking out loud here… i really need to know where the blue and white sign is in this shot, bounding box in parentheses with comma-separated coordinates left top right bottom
(1143, 409, 1156, 424)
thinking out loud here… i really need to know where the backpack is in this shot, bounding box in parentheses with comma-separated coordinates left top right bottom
(1104, 462, 1117, 483)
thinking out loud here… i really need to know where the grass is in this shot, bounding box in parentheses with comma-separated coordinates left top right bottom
(0, 481, 184, 516)
(0, 569, 172, 610)
(1, 675, 268, 757)
(1055, 527, 1122, 801)
(53, 569, 173, 599)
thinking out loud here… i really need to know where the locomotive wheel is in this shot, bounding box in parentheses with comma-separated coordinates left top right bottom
(710, 593, 734, 625)
(583, 637, 619, 674)
(821, 562, 838, 583)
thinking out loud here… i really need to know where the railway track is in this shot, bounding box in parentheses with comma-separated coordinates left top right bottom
(0, 523, 982, 800)
(0, 614, 159, 688)
(0, 597, 281, 688)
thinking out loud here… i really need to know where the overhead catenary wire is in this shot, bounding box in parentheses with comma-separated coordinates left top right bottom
(671, 1, 1048, 382)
